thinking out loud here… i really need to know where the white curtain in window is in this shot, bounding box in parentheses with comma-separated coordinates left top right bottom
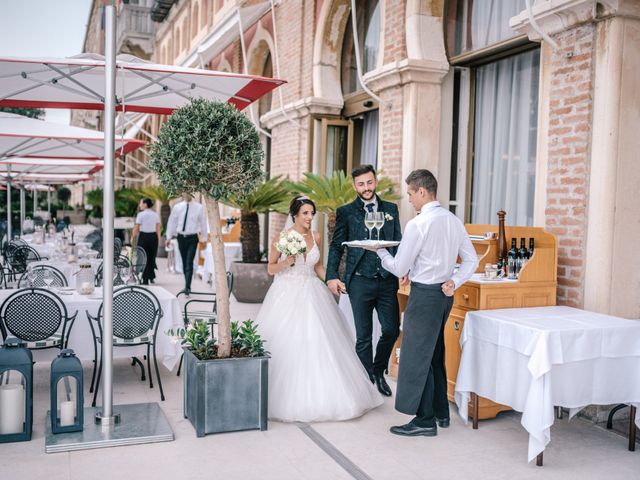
(360, 110, 378, 167)
(471, 0, 526, 51)
(471, 49, 540, 226)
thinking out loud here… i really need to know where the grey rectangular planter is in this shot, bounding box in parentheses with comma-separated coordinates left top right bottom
(182, 348, 268, 437)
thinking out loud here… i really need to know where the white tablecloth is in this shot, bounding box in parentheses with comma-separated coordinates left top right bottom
(0, 286, 183, 371)
(30, 259, 102, 288)
(454, 306, 640, 461)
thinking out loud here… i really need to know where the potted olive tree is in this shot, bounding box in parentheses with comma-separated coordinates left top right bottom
(224, 176, 290, 302)
(149, 99, 268, 435)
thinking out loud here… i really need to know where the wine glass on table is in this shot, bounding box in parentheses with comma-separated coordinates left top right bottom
(364, 212, 376, 241)
(374, 212, 385, 240)
(27, 265, 38, 287)
(43, 269, 54, 289)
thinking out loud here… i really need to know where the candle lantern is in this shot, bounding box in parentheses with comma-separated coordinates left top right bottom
(50, 349, 84, 434)
(0, 338, 32, 443)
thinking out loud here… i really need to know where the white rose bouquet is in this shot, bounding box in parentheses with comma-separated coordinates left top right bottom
(276, 230, 307, 257)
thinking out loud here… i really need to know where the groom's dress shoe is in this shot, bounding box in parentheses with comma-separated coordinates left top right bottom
(390, 422, 437, 437)
(374, 373, 392, 397)
(436, 417, 450, 428)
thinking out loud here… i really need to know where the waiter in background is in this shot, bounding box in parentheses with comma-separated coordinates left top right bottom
(132, 197, 160, 285)
(166, 193, 208, 295)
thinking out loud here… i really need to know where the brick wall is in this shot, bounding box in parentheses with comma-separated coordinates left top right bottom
(382, 0, 406, 64)
(545, 24, 595, 307)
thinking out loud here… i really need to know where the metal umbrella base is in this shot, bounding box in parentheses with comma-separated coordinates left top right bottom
(44, 403, 173, 453)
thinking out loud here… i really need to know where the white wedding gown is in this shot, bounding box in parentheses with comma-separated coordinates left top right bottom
(256, 234, 383, 422)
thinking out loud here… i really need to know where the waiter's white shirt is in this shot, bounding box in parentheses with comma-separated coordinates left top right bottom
(377, 201, 478, 288)
(135, 209, 160, 233)
(166, 200, 208, 238)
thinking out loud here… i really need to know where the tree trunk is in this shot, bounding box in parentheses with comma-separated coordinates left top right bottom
(202, 195, 231, 358)
(160, 203, 171, 229)
(241, 210, 260, 263)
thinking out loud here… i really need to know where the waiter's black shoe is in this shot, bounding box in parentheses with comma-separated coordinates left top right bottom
(390, 422, 437, 437)
(374, 373, 392, 397)
(436, 417, 450, 428)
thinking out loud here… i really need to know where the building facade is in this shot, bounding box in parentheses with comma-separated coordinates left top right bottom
(147, 0, 639, 319)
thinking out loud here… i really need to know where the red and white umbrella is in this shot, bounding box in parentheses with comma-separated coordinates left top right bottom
(0, 53, 286, 114)
(0, 112, 144, 160)
(0, 157, 103, 177)
(0, 6, 286, 437)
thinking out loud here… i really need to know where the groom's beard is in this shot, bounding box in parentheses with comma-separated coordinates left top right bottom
(357, 190, 375, 201)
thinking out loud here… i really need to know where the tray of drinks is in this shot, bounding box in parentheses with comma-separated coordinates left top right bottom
(342, 240, 400, 249)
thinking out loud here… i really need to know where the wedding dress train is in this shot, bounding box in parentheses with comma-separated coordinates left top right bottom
(256, 234, 383, 422)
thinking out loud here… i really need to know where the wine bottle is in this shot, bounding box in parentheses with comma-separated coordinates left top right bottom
(497, 210, 508, 276)
(507, 238, 518, 279)
(528, 238, 535, 259)
(516, 238, 528, 278)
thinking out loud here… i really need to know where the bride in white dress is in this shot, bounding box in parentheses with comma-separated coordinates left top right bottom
(256, 195, 383, 422)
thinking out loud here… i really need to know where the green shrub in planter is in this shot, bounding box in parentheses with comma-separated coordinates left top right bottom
(150, 99, 263, 358)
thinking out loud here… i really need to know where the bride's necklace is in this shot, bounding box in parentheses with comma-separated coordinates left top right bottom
(292, 227, 312, 237)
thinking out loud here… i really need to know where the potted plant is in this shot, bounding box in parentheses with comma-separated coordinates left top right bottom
(223, 176, 290, 302)
(172, 319, 269, 436)
(150, 99, 267, 435)
(85, 188, 104, 226)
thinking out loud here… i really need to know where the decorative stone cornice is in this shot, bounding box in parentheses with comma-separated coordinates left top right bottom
(510, 0, 640, 41)
(260, 96, 343, 129)
(363, 59, 450, 94)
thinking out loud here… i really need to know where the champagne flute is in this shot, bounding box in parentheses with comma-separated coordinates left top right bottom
(374, 212, 385, 240)
(27, 265, 38, 287)
(43, 269, 54, 289)
(364, 212, 376, 240)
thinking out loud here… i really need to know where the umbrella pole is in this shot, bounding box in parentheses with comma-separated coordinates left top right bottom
(33, 188, 37, 217)
(19, 186, 25, 235)
(6, 171, 11, 240)
(97, 2, 118, 426)
(47, 187, 51, 217)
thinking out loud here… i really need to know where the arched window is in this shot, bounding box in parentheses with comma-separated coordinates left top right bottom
(258, 52, 273, 121)
(192, 4, 199, 39)
(340, 0, 380, 96)
(201, 0, 208, 28)
(182, 18, 188, 51)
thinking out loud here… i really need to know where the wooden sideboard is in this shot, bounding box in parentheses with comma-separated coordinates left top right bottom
(393, 224, 557, 420)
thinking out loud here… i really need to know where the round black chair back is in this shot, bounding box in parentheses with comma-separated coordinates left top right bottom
(98, 286, 160, 340)
(132, 246, 147, 276)
(18, 265, 68, 288)
(0, 288, 65, 342)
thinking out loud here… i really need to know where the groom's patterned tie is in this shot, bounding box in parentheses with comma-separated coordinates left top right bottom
(366, 203, 374, 213)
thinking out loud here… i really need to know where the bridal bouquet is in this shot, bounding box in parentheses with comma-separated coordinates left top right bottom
(277, 230, 307, 256)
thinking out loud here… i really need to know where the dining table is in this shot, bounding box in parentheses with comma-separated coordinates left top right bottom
(0, 285, 183, 371)
(454, 306, 640, 464)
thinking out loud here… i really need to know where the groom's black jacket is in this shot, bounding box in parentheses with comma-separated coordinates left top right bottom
(326, 196, 402, 290)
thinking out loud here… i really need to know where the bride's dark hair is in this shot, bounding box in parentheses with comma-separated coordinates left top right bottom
(289, 195, 316, 221)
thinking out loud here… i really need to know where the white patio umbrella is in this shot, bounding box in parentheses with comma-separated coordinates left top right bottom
(0, 5, 284, 449)
(0, 112, 144, 160)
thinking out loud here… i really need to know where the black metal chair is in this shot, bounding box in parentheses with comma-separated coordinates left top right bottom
(94, 256, 131, 287)
(7, 245, 46, 276)
(87, 285, 165, 406)
(17, 264, 68, 288)
(132, 246, 147, 283)
(176, 272, 233, 376)
(0, 287, 77, 353)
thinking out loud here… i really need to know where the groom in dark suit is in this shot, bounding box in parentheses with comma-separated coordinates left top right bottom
(326, 165, 402, 397)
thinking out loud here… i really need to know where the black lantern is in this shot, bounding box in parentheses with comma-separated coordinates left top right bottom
(0, 338, 32, 443)
(50, 349, 84, 434)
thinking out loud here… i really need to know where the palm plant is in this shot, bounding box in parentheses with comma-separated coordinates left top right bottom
(288, 171, 399, 241)
(139, 185, 174, 230)
(224, 176, 290, 263)
(85, 188, 104, 218)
